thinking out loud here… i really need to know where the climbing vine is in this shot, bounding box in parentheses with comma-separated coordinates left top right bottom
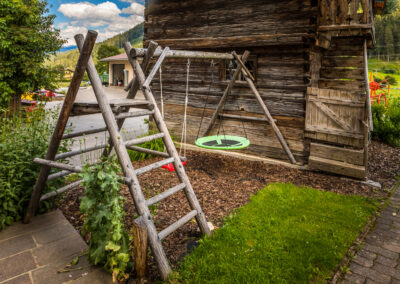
(79, 157, 132, 282)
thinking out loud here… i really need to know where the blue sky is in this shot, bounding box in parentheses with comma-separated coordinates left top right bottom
(46, 0, 145, 47)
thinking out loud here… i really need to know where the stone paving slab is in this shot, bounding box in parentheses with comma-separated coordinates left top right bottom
(343, 186, 400, 284)
(0, 210, 113, 284)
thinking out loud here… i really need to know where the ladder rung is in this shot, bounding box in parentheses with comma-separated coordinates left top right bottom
(126, 145, 187, 162)
(125, 133, 164, 147)
(115, 110, 155, 120)
(62, 127, 107, 139)
(158, 210, 198, 240)
(48, 170, 71, 181)
(146, 183, 186, 206)
(34, 158, 82, 173)
(40, 180, 82, 201)
(54, 143, 107, 160)
(35, 158, 134, 184)
(135, 157, 175, 176)
(70, 99, 153, 117)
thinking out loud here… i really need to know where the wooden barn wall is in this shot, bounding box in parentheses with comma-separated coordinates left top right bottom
(305, 36, 367, 148)
(150, 45, 311, 164)
(144, 0, 318, 48)
(144, 0, 319, 164)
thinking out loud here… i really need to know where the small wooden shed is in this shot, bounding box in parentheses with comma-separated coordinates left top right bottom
(143, 0, 377, 179)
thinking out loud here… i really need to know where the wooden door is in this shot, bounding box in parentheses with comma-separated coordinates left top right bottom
(305, 87, 366, 148)
(305, 87, 367, 179)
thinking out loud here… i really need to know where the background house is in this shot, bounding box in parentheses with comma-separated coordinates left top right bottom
(100, 53, 133, 87)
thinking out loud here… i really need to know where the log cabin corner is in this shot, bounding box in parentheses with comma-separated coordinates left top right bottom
(143, 0, 379, 180)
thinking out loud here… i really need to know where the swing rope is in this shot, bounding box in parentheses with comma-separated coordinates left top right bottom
(179, 59, 190, 157)
(159, 66, 164, 118)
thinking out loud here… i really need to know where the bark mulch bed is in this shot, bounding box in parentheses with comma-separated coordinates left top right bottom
(56, 141, 400, 282)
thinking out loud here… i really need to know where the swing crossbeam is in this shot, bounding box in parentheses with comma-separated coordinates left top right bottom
(131, 47, 235, 60)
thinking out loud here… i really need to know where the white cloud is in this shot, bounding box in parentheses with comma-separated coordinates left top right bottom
(119, 0, 139, 3)
(59, 2, 121, 20)
(57, 1, 144, 47)
(60, 25, 88, 46)
(121, 3, 144, 15)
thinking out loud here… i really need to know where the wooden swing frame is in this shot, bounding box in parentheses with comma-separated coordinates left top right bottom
(133, 47, 297, 164)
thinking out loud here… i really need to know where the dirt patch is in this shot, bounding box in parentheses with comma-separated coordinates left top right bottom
(56, 141, 400, 281)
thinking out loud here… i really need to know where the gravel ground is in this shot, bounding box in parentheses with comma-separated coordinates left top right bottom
(56, 140, 400, 282)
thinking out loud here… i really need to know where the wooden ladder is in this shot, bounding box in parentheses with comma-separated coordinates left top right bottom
(24, 31, 210, 280)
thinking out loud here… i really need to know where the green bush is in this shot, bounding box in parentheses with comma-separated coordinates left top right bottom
(0, 105, 71, 229)
(79, 157, 131, 282)
(385, 75, 397, 85)
(372, 98, 400, 147)
(382, 67, 396, 74)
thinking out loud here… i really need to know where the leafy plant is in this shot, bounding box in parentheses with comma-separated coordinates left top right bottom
(79, 157, 132, 282)
(372, 98, 400, 147)
(0, 104, 71, 229)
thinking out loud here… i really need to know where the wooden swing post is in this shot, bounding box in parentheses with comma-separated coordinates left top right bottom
(240, 69, 297, 164)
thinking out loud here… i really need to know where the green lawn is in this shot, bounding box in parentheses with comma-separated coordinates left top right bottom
(173, 183, 378, 283)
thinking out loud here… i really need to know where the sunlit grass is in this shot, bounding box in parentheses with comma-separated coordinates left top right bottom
(173, 183, 378, 283)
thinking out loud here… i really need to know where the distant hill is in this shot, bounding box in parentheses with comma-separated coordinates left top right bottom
(47, 22, 143, 69)
(59, 46, 77, 52)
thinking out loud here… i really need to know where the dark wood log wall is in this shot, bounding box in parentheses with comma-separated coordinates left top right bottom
(144, 0, 318, 164)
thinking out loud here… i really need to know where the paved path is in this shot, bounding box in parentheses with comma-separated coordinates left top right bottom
(343, 186, 400, 284)
(0, 210, 112, 284)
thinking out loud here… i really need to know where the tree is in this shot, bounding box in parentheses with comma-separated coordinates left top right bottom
(384, 0, 399, 15)
(0, 0, 65, 108)
(53, 64, 66, 81)
(96, 45, 120, 75)
(384, 24, 395, 61)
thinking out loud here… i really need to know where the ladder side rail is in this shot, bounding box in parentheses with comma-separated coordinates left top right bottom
(103, 41, 159, 157)
(142, 47, 170, 89)
(125, 42, 211, 238)
(76, 35, 172, 281)
(24, 31, 98, 223)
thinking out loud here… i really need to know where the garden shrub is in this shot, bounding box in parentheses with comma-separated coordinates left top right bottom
(372, 98, 400, 147)
(382, 67, 396, 74)
(79, 157, 132, 282)
(0, 105, 71, 229)
(385, 75, 397, 85)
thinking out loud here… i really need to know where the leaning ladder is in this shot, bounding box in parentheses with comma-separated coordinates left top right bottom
(24, 31, 210, 280)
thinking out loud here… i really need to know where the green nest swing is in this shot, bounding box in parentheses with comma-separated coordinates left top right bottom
(194, 60, 250, 151)
(195, 135, 250, 150)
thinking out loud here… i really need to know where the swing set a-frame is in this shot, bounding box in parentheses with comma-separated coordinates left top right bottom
(24, 30, 296, 280)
